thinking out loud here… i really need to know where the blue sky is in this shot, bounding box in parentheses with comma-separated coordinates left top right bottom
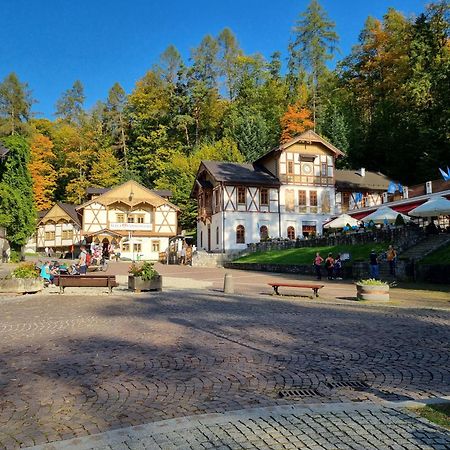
(1, 0, 428, 118)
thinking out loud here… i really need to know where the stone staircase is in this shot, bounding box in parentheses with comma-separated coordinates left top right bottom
(398, 233, 450, 261)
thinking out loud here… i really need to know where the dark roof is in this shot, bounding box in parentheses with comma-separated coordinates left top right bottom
(335, 170, 391, 191)
(151, 189, 172, 198)
(408, 179, 450, 198)
(58, 202, 81, 226)
(0, 143, 9, 158)
(38, 209, 48, 219)
(86, 187, 110, 196)
(201, 161, 280, 186)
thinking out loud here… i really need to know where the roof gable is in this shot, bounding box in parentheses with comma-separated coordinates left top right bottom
(39, 202, 81, 226)
(256, 130, 345, 164)
(77, 180, 179, 211)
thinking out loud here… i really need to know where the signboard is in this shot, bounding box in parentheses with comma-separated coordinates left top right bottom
(110, 223, 153, 231)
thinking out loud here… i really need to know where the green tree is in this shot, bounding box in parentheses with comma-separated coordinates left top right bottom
(0, 73, 34, 136)
(90, 146, 122, 187)
(105, 82, 129, 169)
(55, 80, 85, 124)
(289, 0, 339, 128)
(0, 135, 36, 249)
(217, 28, 241, 99)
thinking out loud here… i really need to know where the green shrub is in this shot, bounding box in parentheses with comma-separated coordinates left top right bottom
(11, 263, 39, 279)
(9, 250, 21, 263)
(128, 261, 159, 281)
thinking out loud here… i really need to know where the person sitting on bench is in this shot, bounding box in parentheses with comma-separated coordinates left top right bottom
(40, 261, 55, 284)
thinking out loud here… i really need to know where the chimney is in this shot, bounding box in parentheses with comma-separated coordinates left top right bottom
(360, 168, 366, 177)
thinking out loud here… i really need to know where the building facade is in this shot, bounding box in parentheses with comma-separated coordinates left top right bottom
(36, 203, 82, 254)
(36, 181, 179, 260)
(192, 130, 397, 252)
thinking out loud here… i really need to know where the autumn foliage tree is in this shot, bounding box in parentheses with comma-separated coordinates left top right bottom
(29, 133, 56, 211)
(280, 100, 314, 143)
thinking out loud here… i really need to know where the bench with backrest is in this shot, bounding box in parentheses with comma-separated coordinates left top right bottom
(268, 282, 324, 297)
(54, 275, 118, 294)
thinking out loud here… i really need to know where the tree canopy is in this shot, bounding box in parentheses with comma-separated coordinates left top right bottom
(0, 0, 448, 231)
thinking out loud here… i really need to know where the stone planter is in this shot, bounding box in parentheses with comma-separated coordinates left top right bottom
(0, 278, 44, 294)
(128, 275, 162, 292)
(356, 283, 389, 301)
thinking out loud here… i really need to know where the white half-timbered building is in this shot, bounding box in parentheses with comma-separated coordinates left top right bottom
(36, 202, 82, 253)
(77, 180, 179, 260)
(192, 130, 394, 252)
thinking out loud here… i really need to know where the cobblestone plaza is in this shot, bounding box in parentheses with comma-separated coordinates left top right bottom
(0, 273, 449, 449)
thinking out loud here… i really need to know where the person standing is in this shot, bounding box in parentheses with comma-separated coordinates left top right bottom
(78, 246, 88, 275)
(334, 254, 343, 280)
(325, 253, 334, 280)
(386, 245, 397, 276)
(45, 246, 49, 257)
(369, 249, 380, 280)
(314, 252, 323, 280)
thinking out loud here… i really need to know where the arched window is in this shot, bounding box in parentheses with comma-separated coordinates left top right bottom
(236, 225, 245, 244)
(287, 226, 295, 240)
(260, 225, 269, 240)
(216, 226, 219, 245)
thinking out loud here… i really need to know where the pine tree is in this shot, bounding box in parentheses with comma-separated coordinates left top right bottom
(105, 82, 129, 169)
(55, 80, 85, 124)
(290, 0, 339, 129)
(0, 73, 34, 136)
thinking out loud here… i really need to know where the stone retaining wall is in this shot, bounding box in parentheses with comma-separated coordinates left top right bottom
(415, 264, 450, 284)
(243, 226, 424, 257)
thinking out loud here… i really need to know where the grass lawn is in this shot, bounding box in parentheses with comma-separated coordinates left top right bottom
(420, 242, 450, 265)
(234, 242, 388, 265)
(411, 403, 450, 429)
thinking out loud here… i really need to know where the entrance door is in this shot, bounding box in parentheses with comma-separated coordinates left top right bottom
(207, 226, 211, 251)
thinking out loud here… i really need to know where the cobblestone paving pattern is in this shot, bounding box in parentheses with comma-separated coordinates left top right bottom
(28, 403, 450, 450)
(0, 290, 449, 448)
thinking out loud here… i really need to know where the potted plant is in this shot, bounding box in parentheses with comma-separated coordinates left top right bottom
(0, 263, 44, 294)
(128, 261, 162, 292)
(356, 279, 390, 301)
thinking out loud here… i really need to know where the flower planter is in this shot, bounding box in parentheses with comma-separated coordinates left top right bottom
(0, 278, 44, 294)
(356, 283, 389, 301)
(128, 275, 162, 292)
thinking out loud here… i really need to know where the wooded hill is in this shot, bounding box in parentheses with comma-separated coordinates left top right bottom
(0, 0, 449, 239)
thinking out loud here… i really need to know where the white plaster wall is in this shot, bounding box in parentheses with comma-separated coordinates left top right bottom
(83, 203, 108, 232)
(120, 237, 169, 261)
(279, 185, 336, 215)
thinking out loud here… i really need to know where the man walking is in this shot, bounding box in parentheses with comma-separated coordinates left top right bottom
(314, 252, 323, 280)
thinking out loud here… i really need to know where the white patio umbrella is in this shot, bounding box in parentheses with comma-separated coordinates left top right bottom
(323, 214, 360, 229)
(362, 206, 410, 224)
(408, 196, 450, 217)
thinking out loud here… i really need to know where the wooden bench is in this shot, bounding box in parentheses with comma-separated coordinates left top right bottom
(268, 282, 324, 297)
(54, 275, 118, 294)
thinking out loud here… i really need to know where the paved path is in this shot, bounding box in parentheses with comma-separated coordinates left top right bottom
(1, 287, 449, 449)
(26, 402, 450, 450)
